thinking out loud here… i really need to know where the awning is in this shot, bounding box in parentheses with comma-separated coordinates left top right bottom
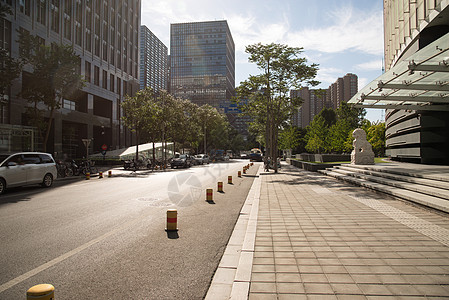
(348, 32, 449, 111)
(89, 142, 174, 160)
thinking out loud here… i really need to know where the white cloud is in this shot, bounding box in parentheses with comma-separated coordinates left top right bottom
(315, 67, 344, 87)
(355, 60, 383, 72)
(286, 6, 383, 55)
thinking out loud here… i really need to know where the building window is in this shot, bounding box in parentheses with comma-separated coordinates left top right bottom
(37, 0, 46, 25)
(85, 30, 91, 52)
(75, 23, 82, 45)
(64, 15, 71, 40)
(102, 41, 107, 61)
(102, 70, 107, 89)
(63, 99, 76, 111)
(94, 36, 100, 56)
(19, 0, 31, 16)
(117, 77, 121, 96)
(110, 74, 114, 92)
(51, 1, 60, 33)
(94, 66, 99, 86)
(85, 61, 91, 83)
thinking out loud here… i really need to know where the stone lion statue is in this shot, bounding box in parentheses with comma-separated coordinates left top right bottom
(351, 128, 374, 165)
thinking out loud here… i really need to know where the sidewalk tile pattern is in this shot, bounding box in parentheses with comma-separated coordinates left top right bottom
(249, 166, 449, 299)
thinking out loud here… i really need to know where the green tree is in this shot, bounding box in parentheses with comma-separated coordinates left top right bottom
(363, 121, 385, 156)
(279, 126, 302, 151)
(121, 87, 158, 161)
(18, 32, 84, 151)
(236, 43, 319, 172)
(305, 115, 328, 153)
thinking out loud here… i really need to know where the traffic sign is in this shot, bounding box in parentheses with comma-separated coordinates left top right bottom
(101, 144, 107, 151)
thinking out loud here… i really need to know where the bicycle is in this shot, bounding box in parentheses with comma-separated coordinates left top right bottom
(56, 161, 73, 178)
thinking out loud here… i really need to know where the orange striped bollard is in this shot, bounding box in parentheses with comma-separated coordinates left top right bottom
(166, 209, 178, 231)
(27, 284, 54, 300)
(206, 188, 213, 201)
(108, 170, 112, 177)
(238, 171, 241, 177)
(243, 168, 247, 174)
(228, 175, 233, 184)
(99, 171, 103, 178)
(218, 182, 223, 193)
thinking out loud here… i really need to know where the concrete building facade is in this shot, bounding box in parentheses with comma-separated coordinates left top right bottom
(383, 0, 449, 164)
(291, 73, 357, 128)
(0, 0, 140, 158)
(139, 25, 167, 91)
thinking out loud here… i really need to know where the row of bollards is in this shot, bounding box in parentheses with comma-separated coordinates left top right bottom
(166, 162, 255, 230)
(28, 163, 256, 298)
(86, 170, 112, 180)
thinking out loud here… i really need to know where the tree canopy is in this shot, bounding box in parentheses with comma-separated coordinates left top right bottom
(236, 43, 319, 172)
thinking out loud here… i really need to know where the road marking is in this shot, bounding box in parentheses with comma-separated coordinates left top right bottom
(0, 214, 153, 293)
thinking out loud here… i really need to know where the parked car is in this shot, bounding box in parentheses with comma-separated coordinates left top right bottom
(194, 154, 210, 165)
(170, 154, 193, 168)
(0, 152, 57, 195)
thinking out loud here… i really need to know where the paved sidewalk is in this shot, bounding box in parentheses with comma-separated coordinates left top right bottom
(209, 163, 449, 299)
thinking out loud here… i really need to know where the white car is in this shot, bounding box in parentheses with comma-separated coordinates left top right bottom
(194, 154, 210, 165)
(0, 152, 57, 195)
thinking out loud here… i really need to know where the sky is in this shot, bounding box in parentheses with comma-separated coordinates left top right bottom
(141, 0, 385, 122)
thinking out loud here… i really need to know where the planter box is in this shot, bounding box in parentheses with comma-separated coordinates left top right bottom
(296, 153, 350, 163)
(288, 159, 341, 172)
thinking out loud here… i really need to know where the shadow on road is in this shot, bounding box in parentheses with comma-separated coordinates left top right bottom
(166, 231, 179, 239)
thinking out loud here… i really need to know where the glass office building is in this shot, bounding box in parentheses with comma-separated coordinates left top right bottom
(169, 20, 235, 109)
(140, 25, 168, 91)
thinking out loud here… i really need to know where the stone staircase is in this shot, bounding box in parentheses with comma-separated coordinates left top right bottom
(319, 164, 449, 213)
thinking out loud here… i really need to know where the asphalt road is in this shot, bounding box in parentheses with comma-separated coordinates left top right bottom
(0, 160, 260, 299)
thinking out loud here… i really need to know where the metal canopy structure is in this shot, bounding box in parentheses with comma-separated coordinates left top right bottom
(348, 32, 449, 111)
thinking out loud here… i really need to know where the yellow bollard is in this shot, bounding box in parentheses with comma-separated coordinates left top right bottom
(238, 171, 241, 177)
(99, 171, 103, 178)
(228, 176, 233, 184)
(218, 182, 223, 192)
(206, 188, 213, 201)
(27, 284, 55, 300)
(86, 172, 90, 180)
(108, 170, 112, 177)
(166, 209, 178, 231)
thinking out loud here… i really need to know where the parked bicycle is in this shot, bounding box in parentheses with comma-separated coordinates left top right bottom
(56, 160, 73, 178)
(79, 159, 98, 175)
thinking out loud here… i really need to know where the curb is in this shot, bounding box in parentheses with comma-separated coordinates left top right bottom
(205, 165, 261, 300)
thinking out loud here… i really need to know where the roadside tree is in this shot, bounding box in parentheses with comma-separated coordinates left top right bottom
(236, 43, 319, 172)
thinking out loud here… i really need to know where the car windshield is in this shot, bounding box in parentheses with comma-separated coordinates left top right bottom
(179, 155, 187, 159)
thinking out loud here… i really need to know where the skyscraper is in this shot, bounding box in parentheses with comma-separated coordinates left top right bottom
(169, 20, 235, 110)
(0, 0, 140, 157)
(139, 25, 168, 91)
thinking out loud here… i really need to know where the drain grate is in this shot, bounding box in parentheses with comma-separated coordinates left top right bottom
(350, 196, 449, 247)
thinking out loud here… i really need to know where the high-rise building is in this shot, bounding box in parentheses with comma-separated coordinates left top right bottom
(169, 20, 235, 110)
(349, 0, 449, 164)
(139, 25, 168, 91)
(0, 0, 141, 157)
(328, 73, 358, 109)
(291, 73, 357, 128)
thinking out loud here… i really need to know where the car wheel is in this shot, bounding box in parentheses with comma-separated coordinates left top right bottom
(0, 178, 6, 195)
(41, 173, 53, 187)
